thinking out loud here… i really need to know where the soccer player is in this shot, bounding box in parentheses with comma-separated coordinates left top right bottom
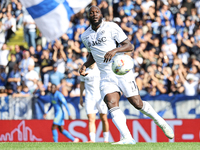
(80, 63, 109, 143)
(43, 84, 79, 142)
(79, 6, 174, 144)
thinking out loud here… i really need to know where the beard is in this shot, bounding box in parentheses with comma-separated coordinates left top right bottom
(90, 16, 103, 27)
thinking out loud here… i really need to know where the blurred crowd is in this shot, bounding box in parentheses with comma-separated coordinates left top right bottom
(0, 0, 200, 98)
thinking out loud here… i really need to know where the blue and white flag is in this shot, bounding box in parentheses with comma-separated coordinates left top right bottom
(20, 0, 91, 41)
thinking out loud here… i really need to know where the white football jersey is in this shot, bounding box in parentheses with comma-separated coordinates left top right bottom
(80, 64, 101, 100)
(81, 21, 128, 79)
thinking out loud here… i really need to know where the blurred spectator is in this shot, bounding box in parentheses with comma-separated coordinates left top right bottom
(40, 50, 53, 86)
(132, 28, 143, 49)
(0, 66, 7, 90)
(35, 32, 47, 49)
(0, 21, 5, 49)
(188, 55, 200, 68)
(177, 46, 190, 65)
(136, 70, 148, 96)
(29, 46, 40, 74)
(66, 53, 79, 72)
(0, 43, 9, 67)
(13, 85, 30, 97)
(23, 14, 36, 49)
(69, 82, 81, 97)
(162, 30, 176, 44)
(4, 12, 16, 42)
(152, 37, 160, 57)
(35, 44, 43, 58)
(58, 79, 69, 97)
(80, 47, 88, 63)
(162, 38, 177, 66)
(52, 42, 67, 74)
(178, 69, 199, 96)
(188, 65, 200, 79)
(49, 63, 65, 86)
(120, 16, 133, 36)
(66, 21, 74, 41)
(15, 2, 23, 29)
(141, 0, 155, 14)
(7, 63, 21, 93)
(65, 70, 76, 91)
(182, 0, 195, 16)
(189, 8, 199, 22)
(160, 4, 172, 26)
(195, 0, 200, 18)
(191, 40, 200, 62)
(151, 17, 162, 39)
(7, 53, 17, 74)
(99, 0, 110, 18)
(132, 50, 143, 68)
(45, 82, 52, 95)
(33, 80, 46, 95)
(161, 20, 175, 37)
(19, 50, 35, 77)
(14, 45, 23, 63)
(0, 88, 7, 97)
(24, 65, 39, 93)
(0, 0, 9, 10)
(74, 17, 87, 42)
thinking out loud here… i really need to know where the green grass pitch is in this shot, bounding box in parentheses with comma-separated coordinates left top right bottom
(0, 142, 199, 150)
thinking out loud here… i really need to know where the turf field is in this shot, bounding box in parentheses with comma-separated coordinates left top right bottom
(0, 142, 199, 150)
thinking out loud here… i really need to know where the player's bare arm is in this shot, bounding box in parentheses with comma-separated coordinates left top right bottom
(79, 81, 85, 107)
(104, 39, 134, 63)
(79, 53, 95, 76)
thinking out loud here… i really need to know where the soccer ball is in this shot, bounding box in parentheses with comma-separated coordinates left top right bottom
(112, 54, 134, 75)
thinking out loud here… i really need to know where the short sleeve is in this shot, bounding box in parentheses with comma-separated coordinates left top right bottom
(111, 22, 128, 44)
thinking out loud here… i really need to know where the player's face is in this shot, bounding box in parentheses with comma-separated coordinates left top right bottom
(88, 6, 102, 27)
(51, 85, 57, 94)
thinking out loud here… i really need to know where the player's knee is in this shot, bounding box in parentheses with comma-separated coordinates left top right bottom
(133, 99, 143, 110)
(51, 125, 57, 130)
(105, 101, 118, 109)
(88, 117, 95, 123)
(128, 96, 143, 110)
(104, 98, 119, 109)
(58, 127, 64, 133)
(100, 115, 108, 123)
(104, 92, 120, 109)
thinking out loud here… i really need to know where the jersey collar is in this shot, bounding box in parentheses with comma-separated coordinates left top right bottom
(89, 20, 105, 32)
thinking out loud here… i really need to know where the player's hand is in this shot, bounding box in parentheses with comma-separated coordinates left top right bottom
(69, 116, 73, 120)
(104, 49, 116, 63)
(80, 97, 84, 107)
(79, 65, 88, 76)
(43, 114, 47, 119)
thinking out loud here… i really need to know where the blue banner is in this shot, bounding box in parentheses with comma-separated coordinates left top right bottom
(1, 94, 200, 120)
(34, 94, 200, 120)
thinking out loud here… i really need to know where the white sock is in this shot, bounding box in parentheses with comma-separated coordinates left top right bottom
(109, 107, 132, 139)
(89, 132, 96, 142)
(103, 132, 109, 142)
(140, 101, 165, 126)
